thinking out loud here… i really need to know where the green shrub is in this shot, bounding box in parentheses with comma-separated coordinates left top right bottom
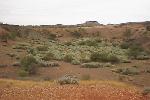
(146, 25, 150, 31)
(28, 63, 38, 75)
(38, 61, 59, 67)
(64, 41, 72, 46)
(113, 68, 140, 75)
(78, 40, 98, 46)
(90, 52, 120, 63)
(64, 54, 74, 62)
(18, 70, 29, 77)
(48, 33, 57, 40)
(142, 87, 150, 95)
(37, 45, 48, 51)
(136, 55, 150, 60)
(8, 32, 17, 40)
(120, 42, 130, 49)
(20, 55, 37, 75)
(71, 60, 80, 65)
(127, 44, 144, 59)
(91, 52, 99, 61)
(57, 74, 79, 85)
(27, 48, 36, 55)
(42, 52, 54, 61)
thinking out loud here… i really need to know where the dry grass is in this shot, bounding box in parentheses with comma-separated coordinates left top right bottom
(0, 79, 149, 100)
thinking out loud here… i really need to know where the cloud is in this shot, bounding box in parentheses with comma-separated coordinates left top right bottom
(0, 0, 150, 25)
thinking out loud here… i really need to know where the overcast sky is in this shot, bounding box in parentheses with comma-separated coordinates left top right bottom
(0, 0, 150, 25)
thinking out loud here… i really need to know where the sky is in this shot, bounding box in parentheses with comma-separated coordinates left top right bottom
(0, 0, 150, 25)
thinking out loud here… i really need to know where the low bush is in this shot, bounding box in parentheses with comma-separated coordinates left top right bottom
(146, 25, 150, 31)
(18, 70, 29, 77)
(81, 62, 102, 68)
(48, 33, 57, 40)
(63, 54, 74, 62)
(91, 52, 120, 63)
(71, 60, 80, 65)
(120, 42, 130, 49)
(142, 87, 150, 95)
(136, 55, 150, 60)
(36, 45, 48, 51)
(38, 61, 59, 67)
(20, 55, 38, 75)
(8, 32, 17, 40)
(42, 52, 55, 61)
(113, 67, 140, 76)
(81, 62, 114, 68)
(127, 43, 144, 59)
(57, 74, 79, 85)
(78, 39, 98, 46)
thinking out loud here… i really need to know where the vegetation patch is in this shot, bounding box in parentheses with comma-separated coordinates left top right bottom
(91, 52, 120, 63)
(112, 67, 140, 76)
(57, 74, 79, 85)
(19, 55, 38, 76)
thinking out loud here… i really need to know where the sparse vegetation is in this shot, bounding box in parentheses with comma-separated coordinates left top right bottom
(42, 52, 55, 61)
(57, 75, 79, 85)
(20, 55, 38, 75)
(63, 54, 74, 62)
(112, 67, 140, 76)
(36, 45, 48, 51)
(48, 33, 57, 40)
(90, 52, 120, 63)
(71, 30, 82, 38)
(142, 87, 150, 95)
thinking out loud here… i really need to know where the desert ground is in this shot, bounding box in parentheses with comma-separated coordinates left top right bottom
(0, 22, 150, 99)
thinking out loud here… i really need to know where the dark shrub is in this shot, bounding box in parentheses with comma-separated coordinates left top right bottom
(114, 68, 140, 75)
(64, 54, 74, 62)
(71, 31, 81, 38)
(120, 42, 130, 49)
(146, 25, 150, 31)
(78, 40, 98, 46)
(127, 44, 144, 59)
(18, 70, 29, 77)
(37, 45, 48, 51)
(42, 52, 54, 61)
(142, 87, 150, 95)
(48, 33, 57, 40)
(91, 52, 120, 63)
(20, 55, 38, 75)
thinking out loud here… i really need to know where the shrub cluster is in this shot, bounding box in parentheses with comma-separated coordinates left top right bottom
(19, 55, 38, 76)
(63, 54, 74, 62)
(36, 45, 48, 51)
(57, 74, 79, 85)
(90, 52, 120, 63)
(113, 67, 140, 75)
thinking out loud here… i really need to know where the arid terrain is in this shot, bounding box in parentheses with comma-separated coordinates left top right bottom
(0, 21, 150, 99)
